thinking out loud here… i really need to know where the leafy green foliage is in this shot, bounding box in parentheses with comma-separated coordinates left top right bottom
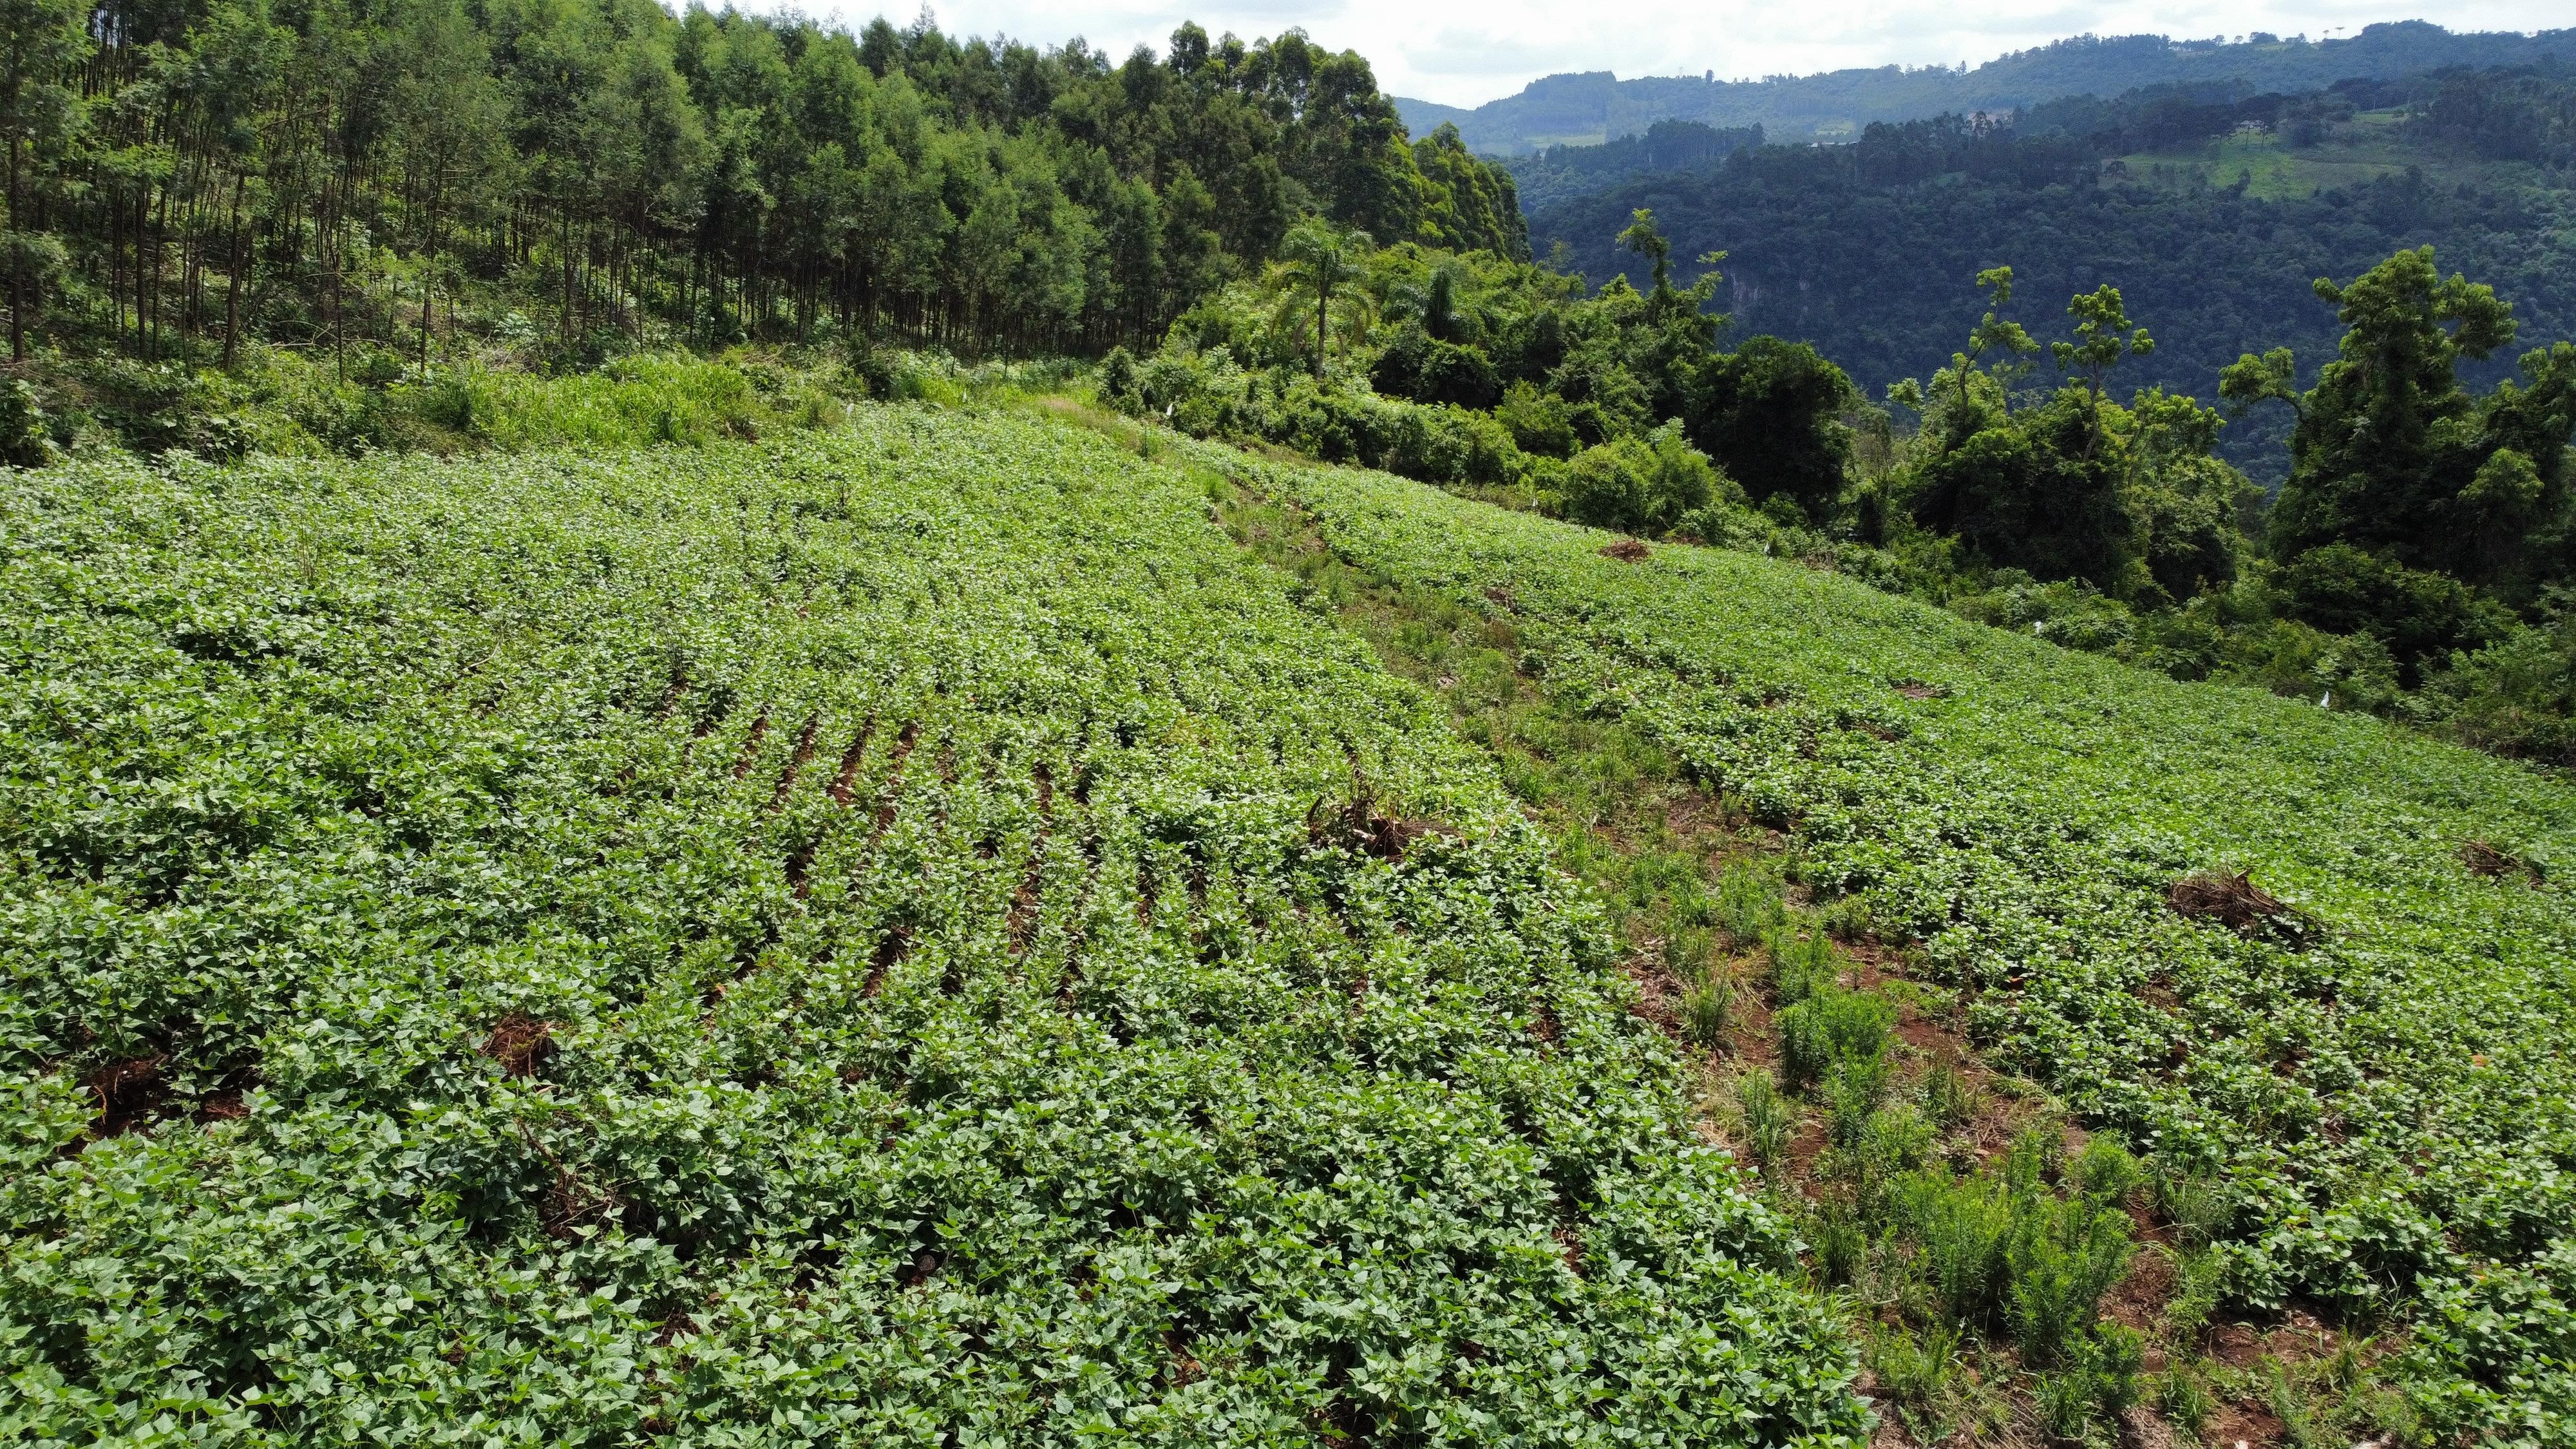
(1502, 120, 1768, 214)
(0, 379, 52, 467)
(1907, 384, 2141, 590)
(2273, 542, 2514, 683)
(1775, 987, 1891, 1097)
(1715, 860, 1789, 949)
(2230, 247, 2576, 599)
(1531, 97, 2576, 486)
(1683, 337, 1855, 522)
(1218, 437, 2576, 1443)
(3, 4, 1524, 372)
(0, 412, 1864, 1443)
(1558, 423, 1728, 535)
(1119, 229, 1857, 582)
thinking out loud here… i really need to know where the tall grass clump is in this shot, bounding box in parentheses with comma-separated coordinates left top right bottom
(440, 353, 770, 448)
(1734, 1070, 1796, 1171)
(1776, 981, 1893, 1090)
(1714, 858, 1786, 947)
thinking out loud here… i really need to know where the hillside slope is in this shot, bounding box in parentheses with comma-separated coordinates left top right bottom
(1224, 445, 2576, 1432)
(1397, 21, 2576, 151)
(0, 418, 1862, 1443)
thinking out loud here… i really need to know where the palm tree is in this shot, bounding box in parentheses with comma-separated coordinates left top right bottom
(1277, 221, 1370, 379)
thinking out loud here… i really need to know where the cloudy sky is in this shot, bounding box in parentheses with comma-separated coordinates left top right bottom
(794, 2, 2571, 108)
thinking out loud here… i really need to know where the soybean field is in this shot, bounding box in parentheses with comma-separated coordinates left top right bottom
(14, 399, 2576, 1446)
(1231, 447, 2576, 1435)
(0, 417, 1864, 1445)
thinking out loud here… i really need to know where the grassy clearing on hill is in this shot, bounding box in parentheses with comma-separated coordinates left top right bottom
(1198, 440, 2576, 1444)
(0, 413, 1861, 1444)
(2107, 113, 2469, 200)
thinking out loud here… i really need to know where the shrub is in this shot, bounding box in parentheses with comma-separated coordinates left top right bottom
(2213, 614, 2403, 711)
(1907, 388, 2137, 591)
(1685, 335, 1856, 522)
(2154, 1361, 2219, 1437)
(2132, 451, 2255, 600)
(1921, 1062, 1979, 1130)
(2162, 1249, 2226, 1345)
(2070, 1135, 2142, 1208)
(2428, 611, 2576, 766)
(2276, 542, 2514, 683)
(1766, 923, 1839, 1005)
(1946, 571, 2137, 652)
(1810, 1200, 1866, 1285)
(2005, 1195, 2135, 1365)
(1554, 422, 1721, 535)
(1866, 1320, 1962, 1440)
(2035, 1323, 2147, 1441)
(1496, 380, 1577, 458)
(2032, 1365, 2097, 1441)
(1900, 1171, 2015, 1324)
(1382, 402, 1523, 488)
(1099, 345, 1141, 408)
(1372, 323, 1501, 410)
(0, 379, 53, 467)
(1859, 1103, 1935, 1180)
(1823, 1056, 1895, 1148)
(2089, 1322, 2147, 1414)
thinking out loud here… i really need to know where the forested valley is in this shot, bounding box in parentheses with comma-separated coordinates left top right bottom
(1526, 65, 2576, 477)
(1394, 21, 2576, 153)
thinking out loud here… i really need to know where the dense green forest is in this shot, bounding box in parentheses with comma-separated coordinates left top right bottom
(0, 0, 1523, 387)
(1502, 119, 1765, 214)
(1397, 20, 2576, 151)
(1528, 64, 2576, 482)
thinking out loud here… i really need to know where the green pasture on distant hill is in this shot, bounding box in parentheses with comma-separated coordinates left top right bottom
(2110, 113, 2477, 202)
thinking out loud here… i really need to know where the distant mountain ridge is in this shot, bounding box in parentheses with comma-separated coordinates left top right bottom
(1396, 21, 2575, 153)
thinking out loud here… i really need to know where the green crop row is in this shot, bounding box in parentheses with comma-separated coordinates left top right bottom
(1221, 443, 2576, 1443)
(0, 415, 1863, 1444)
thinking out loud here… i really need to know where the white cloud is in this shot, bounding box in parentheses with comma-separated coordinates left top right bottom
(788, 1, 2573, 109)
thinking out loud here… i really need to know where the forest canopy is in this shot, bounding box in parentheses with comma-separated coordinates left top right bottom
(1526, 64, 2576, 482)
(0, 0, 1527, 369)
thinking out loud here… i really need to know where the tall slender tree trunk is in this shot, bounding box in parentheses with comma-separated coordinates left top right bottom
(7, 133, 26, 360)
(419, 182, 440, 368)
(221, 172, 247, 368)
(146, 186, 170, 359)
(560, 202, 574, 343)
(1313, 281, 1327, 379)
